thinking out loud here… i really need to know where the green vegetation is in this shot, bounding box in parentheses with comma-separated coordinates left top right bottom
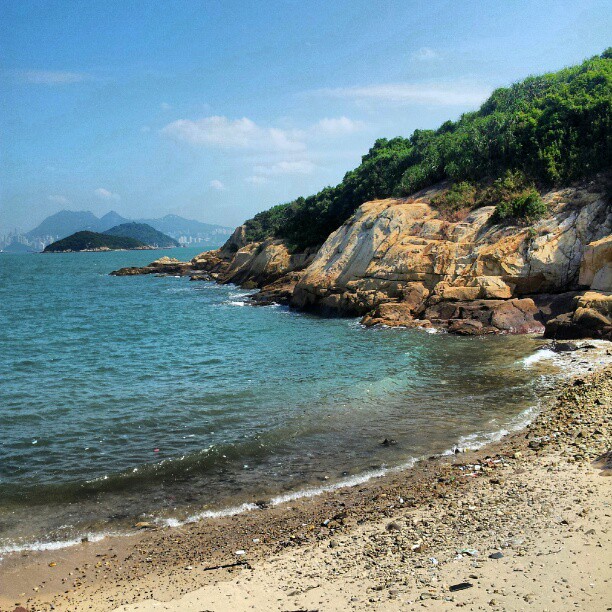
(492, 189, 548, 224)
(430, 182, 477, 220)
(430, 170, 547, 223)
(43, 231, 147, 252)
(243, 50, 611, 250)
(103, 223, 179, 248)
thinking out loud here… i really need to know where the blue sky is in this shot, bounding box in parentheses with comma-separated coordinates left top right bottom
(1, 0, 610, 232)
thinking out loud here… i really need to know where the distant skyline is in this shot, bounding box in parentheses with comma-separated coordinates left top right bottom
(1, 1, 610, 233)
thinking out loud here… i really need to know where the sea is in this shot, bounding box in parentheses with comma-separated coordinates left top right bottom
(0, 247, 567, 555)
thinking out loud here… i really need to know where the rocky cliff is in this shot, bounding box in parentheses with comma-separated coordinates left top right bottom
(111, 176, 611, 338)
(288, 178, 611, 336)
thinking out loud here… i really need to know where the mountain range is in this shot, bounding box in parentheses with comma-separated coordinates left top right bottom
(22, 210, 233, 246)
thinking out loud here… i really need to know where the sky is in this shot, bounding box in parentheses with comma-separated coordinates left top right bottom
(1, 0, 610, 233)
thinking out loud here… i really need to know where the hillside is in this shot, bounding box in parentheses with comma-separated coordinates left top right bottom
(243, 49, 612, 250)
(44, 231, 148, 252)
(103, 223, 179, 248)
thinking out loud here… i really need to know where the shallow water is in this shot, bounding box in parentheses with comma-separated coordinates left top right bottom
(0, 248, 560, 553)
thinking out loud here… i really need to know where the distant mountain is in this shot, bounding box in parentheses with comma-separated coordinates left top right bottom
(25, 210, 101, 239)
(23, 210, 232, 248)
(43, 231, 148, 253)
(138, 214, 229, 236)
(104, 223, 179, 248)
(98, 211, 129, 231)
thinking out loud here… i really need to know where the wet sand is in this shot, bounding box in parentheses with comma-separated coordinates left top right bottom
(1, 344, 610, 612)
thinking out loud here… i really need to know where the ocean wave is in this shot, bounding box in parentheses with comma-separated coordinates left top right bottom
(0, 532, 109, 559)
(522, 348, 557, 367)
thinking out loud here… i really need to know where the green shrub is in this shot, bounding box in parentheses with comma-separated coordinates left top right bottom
(492, 189, 548, 223)
(430, 182, 477, 218)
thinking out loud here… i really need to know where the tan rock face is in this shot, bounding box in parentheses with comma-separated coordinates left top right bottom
(221, 239, 316, 287)
(293, 180, 611, 320)
(579, 235, 612, 291)
(577, 291, 612, 317)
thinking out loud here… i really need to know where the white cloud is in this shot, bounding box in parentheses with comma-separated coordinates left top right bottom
(48, 195, 69, 205)
(253, 160, 315, 176)
(22, 70, 89, 85)
(160, 102, 172, 110)
(209, 179, 225, 191)
(313, 116, 363, 136)
(94, 188, 120, 201)
(317, 80, 491, 106)
(161, 116, 305, 152)
(413, 47, 441, 61)
(245, 175, 269, 185)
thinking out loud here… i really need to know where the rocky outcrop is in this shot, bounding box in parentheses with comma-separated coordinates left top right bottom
(111, 256, 191, 276)
(112, 230, 316, 292)
(545, 291, 612, 340)
(290, 178, 610, 333)
(219, 239, 317, 287)
(579, 235, 612, 291)
(111, 176, 611, 338)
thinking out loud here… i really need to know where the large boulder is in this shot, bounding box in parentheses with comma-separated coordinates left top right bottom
(221, 239, 317, 288)
(425, 298, 545, 335)
(544, 291, 612, 340)
(579, 235, 612, 291)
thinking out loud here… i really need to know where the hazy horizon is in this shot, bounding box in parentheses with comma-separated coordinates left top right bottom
(1, 0, 610, 234)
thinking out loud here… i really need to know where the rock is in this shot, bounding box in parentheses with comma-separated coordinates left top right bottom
(579, 235, 612, 290)
(381, 438, 398, 446)
(470, 276, 514, 299)
(111, 256, 191, 277)
(292, 180, 611, 315)
(386, 521, 402, 532)
(426, 298, 544, 335)
(544, 291, 612, 340)
(448, 319, 486, 335)
(222, 240, 317, 288)
(449, 582, 474, 592)
(552, 341, 578, 352)
(436, 282, 481, 302)
(489, 551, 504, 559)
(361, 302, 415, 327)
(189, 272, 213, 281)
(532, 292, 584, 324)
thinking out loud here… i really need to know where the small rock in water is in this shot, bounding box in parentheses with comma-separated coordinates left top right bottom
(134, 521, 154, 529)
(381, 438, 397, 446)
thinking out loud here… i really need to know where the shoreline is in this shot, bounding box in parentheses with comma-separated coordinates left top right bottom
(0, 337, 578, 556)
(1, 341, 610, 611)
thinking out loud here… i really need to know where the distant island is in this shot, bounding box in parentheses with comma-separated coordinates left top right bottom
(43, 231, 150, 253)
(44, 222, 181, 252)
(102, 222, 179, 248)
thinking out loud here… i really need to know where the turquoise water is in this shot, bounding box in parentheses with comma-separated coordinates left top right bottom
(0, 249, 557, 552)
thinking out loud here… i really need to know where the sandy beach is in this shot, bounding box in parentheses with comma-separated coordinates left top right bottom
(2, 343, 610, 612)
